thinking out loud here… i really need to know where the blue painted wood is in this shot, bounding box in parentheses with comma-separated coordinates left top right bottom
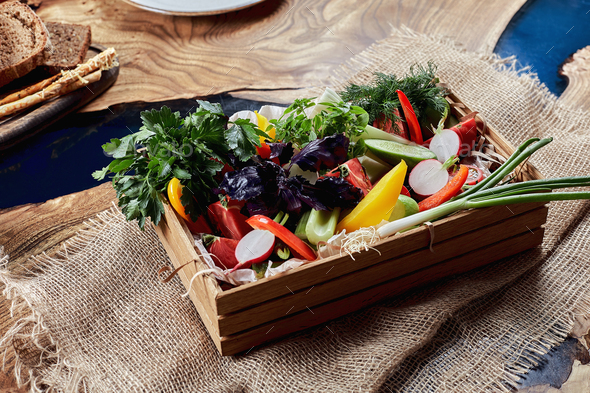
(494, 0, 590, 96)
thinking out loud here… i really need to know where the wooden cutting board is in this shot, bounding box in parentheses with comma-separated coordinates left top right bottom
(0, 44, 119, 150)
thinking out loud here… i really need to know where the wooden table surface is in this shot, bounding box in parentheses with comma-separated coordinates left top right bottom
(1, 0, 589, 391)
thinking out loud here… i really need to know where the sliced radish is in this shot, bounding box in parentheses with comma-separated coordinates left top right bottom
(233, 229, 275, 272)
(409, 156, 458, 199)
(429, 129, 461, 163)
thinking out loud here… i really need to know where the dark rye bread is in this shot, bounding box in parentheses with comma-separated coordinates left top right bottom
(42, 22, 91, 74)
(0, 1, 49, 87)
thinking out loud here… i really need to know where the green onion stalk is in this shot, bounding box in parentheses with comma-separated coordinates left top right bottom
(378, 137, 590, 238)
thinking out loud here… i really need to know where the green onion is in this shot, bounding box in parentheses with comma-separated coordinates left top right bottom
(377, 138, 590, 238)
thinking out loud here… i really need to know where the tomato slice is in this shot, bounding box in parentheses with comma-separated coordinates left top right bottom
(448, 164, 484, 186)
(372, 109, 409, 140)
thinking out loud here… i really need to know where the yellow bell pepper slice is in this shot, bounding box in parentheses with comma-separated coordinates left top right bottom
(255, 111, 276, 143)
(336, 160, 408, 233)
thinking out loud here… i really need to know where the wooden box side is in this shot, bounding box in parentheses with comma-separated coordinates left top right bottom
(217, 205, 548, 336)
(218, 227, 546, 356)
(154, 203, 223, 349)
(215, 200, 546, 316)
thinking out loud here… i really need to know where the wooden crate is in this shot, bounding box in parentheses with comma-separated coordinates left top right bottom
(154, 93, 548, 356)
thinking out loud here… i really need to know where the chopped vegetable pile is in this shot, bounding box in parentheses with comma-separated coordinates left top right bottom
(94, 63, 590, 287)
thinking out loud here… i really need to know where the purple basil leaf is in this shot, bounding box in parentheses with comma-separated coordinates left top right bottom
(220, 166, 266, 201)
(290, 134, 349, 172)
(267, 142, 294, 166)
(246, 195, 280, 217)
(310, 176, 363, 209)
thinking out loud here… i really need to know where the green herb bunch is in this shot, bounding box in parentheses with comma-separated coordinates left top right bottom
(340, 62, 448, 125)
(269, 99, 369, 151)
(93, 100, 267, 229)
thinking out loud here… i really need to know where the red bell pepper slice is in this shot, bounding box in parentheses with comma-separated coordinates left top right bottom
(256, 143, 281, 165)
(396, 90, 423, 145)
(207, 196, 252, 240)
(400, 185, 411, 198)
(322, 158, 373, 196)
(246, 215, 317, 261)
(418, 165, 469, 211)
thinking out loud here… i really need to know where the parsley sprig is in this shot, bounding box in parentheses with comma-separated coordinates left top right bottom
(269, 99, 368, 151)
(93, 100, 267, 229)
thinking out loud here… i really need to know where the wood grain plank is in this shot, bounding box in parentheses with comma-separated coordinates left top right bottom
(0, 182, 115, 268)
(0, 182, 116, 391)
(34, 0, 527, 111)
(219, 227, 545, 355)
(559, 46, 590, 111)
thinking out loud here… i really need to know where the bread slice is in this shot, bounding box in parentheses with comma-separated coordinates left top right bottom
(0, 1, 49, 87)
(42, 22, 91, 74)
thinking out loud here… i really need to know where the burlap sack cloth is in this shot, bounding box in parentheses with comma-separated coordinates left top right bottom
(1, 29, 590, 392)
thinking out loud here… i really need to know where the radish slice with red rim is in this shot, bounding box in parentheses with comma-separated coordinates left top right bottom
(409, 159, 452, 199)
(233, 229, 275, 272)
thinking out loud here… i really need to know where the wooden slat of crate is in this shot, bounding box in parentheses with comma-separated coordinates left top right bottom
(214, 201, 545, 316)
(217, 205, 548, 336)
(218, 227, 545, 355)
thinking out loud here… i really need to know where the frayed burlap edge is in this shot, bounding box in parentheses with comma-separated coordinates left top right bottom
(0, 207, 122, 393)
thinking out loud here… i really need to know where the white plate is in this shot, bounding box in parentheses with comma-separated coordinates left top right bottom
(121, 0, 266, 16)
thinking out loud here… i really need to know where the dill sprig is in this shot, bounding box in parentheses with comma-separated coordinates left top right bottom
(340, 62, 449, 125)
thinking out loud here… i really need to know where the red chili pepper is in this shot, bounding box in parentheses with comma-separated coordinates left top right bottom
(372, 109, 409, 140)
(322, 158, 373, 196)
(246, 215, 317, 261)
(207, 196, 252, 240)
(396, 90, 423, 145)
(418, 165, 469, 212)
(203, 234, 239, 270)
